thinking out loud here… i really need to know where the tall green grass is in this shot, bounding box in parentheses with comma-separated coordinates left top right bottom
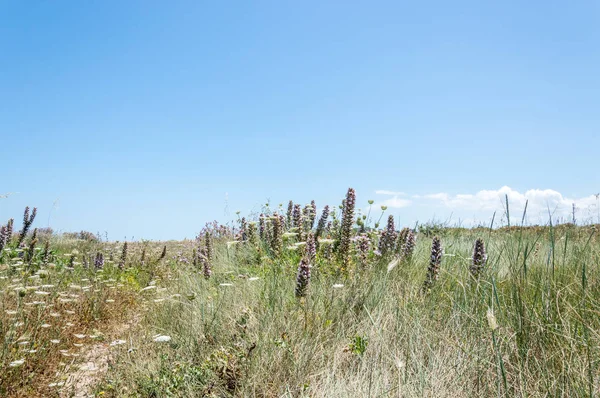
(96, 225, 600, 397)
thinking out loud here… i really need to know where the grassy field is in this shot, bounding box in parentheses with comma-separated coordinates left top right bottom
(1, 189, 599, 397)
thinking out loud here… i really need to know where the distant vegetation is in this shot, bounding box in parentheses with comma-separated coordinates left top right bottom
(1, 190, 599, 397)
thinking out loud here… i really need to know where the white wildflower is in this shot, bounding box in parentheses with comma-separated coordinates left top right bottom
(109, 339, 126, 346)
(9, 359, 25, 367)
(317, 238, 335, 244)
(226, 241, 240, 249)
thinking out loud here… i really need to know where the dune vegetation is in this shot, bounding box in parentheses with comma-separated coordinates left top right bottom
(1, 188, 599, 397)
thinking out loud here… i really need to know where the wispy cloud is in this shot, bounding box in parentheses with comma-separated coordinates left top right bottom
(375, 190, 407, 196)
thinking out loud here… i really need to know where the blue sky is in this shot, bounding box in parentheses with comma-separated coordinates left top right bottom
(1, 1, 599, 240)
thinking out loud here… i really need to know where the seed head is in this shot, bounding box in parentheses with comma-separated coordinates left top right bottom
(486, 308, 498, 331)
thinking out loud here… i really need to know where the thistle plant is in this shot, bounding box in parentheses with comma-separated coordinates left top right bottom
(17, 206, 37, 247)
(259, 214, 266, 240)
(305, 232, 316, 264)
(264, 217, 273, 244)
(6, 218, 13, 244)
(0, 225, 7, 254)
(355, 234, 371, 268)
(286, 201, 294, 229)
(26, 228, 38, 264)
(42, 240, 50, 265)
(396, 228, 410, 255)
(295, 256, 311, 298)
(200, 248, 211, 279)
(240, 217, 248, 242)
(382, 215, 398, 256)
(470, 238, 487, 278)
(94, 252, 105, 270)
(292, 204, 303, 240)
(315, 205, 330, 241)
(423, 237, 443, 291)
(279, 213, 286, 232)
(247, 222, 257, 246)
(303, 204, 313, 232)
(338, 188, 356, 269)
(119, 242, 128, 270)
(377, 230, 387, 256)
(292, 204, 302, 229)
(401, 230, 416, 261)
(270, 213, 283, 255)
(322, 242, 333, 260)
(205, 231, 213, 262)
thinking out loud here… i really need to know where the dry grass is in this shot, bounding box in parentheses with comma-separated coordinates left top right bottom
(2, 208, 599, 397)
(94, 226, 599, 397)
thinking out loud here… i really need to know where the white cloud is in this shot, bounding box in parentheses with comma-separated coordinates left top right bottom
(372, 191, 412, 209)
(375, 190, 407, 196)
(374, 186, 599, 225)
(380, 197, 412, 208)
